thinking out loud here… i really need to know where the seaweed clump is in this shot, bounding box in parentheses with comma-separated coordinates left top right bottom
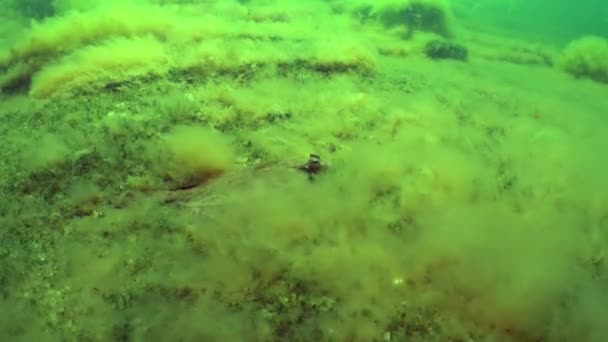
(425, 40, 468, 61)
(380, 0, 452, 38)
(558, 36, 608, 84)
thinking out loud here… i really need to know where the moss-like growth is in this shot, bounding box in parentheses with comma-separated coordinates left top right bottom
(379, 0, 452, 37)
(1, 2, 378, 98)
(345, 0, 452, 37)
(558, 36, 608, 84)
(154, 125, 235, 190)
(30, 36, 170, 98)
(425, 39, 468, 61)
(2, 2, 608, 341)
(0, 62, 37, 94)
(22, 133, 71, 172)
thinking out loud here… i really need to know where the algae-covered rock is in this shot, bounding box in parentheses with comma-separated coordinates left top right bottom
(380, 0, 452, 37)
(346, 0, 452, 37)
(559, 36, 608, 84)
(425, 39, 468, 61)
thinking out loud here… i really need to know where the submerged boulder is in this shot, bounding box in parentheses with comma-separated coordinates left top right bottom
(559, 36, 608, 84)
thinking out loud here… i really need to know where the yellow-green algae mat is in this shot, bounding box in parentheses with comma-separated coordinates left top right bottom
(0, 1, 607, 341)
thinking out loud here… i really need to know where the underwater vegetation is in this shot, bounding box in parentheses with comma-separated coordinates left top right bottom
(380, 0, 452, 37)
(559, 36, 608, 84)
(0, 1, 607, 341)
(0, 2, 378, 98)
(424, 39, 468, 61)
(345, 0, 453, 37)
